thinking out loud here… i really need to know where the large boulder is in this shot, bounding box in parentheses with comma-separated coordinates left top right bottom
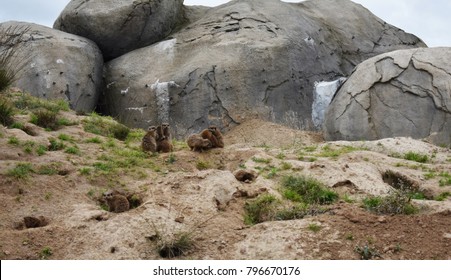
(0, 21, 103, 112)
(99, 0, 425, 138)
(323, 47, 451, 146)
(54, 0, 184, 60)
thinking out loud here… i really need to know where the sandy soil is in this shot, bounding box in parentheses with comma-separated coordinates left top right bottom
(0, 114, 450, 260)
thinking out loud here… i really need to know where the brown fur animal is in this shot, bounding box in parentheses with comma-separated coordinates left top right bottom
(141, 126, 157, 153)
(157, 137, 173, 153)
(103, 190, 130, 213)
(187, 134, 212, 152)
(156, 123, 171, 141)
(156, 123, 173, 153)
(200, 125, 224, 148)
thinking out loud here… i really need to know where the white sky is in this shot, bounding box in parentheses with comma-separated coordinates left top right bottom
(0, 0, 449, 47)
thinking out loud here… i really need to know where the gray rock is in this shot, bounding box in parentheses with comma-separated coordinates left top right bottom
(54, 0, 184, 60)
(323, 47, 451, 146)
(1, 21, 103, 112)
(100, 0, 426, 138)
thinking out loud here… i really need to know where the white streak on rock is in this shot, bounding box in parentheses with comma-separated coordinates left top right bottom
(125, 107, 146, 114)
(154, 39, 177, 61)
(312, 77, 346, 129)
(120, 87, 129, 95)
(56, 59, 64, 64)
(149, 79, 180, 124)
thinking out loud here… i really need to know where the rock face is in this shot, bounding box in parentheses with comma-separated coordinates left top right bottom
(54, 0, 184, 60)
(323, 47, 451, 146)
(99, 0, 426, 138)
(0, 21, 103, 112)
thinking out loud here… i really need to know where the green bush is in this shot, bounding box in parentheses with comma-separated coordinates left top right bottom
(362, 190, 417, 215)
(82, 112, 130, 141)
(31, 109, 59, 130)
(281, 175, 338, 205)
(7, 163, 34, 179)
(404, 152, 428, 163)
(0, 26, 30, 92)
(0, 97, 15, 126)
(244, 194, 279, 225)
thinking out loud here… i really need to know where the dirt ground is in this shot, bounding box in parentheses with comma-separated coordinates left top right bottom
(0, 113, 450, 260)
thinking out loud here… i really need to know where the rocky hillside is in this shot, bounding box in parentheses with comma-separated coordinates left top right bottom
(1, 0, 427, 139)
(0, 89, 450, 260)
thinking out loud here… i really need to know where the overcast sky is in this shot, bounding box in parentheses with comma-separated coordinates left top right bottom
(0, 0, 449, 47)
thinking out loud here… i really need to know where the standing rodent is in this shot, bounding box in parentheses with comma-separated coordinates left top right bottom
(187, 134, 212, 152)
(141, 126, 157, 153)
(156, 123, 173, 153)
(200, 125, 224, 148)
(103, 190, 130, 213)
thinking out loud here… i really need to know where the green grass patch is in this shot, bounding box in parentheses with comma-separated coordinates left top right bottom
(7, 163, 34, 179)
(244, 194, 279, 225)
(252, 157, 272, 164)
(362, 190, 418, 215)
(404, 152, 428, 163)
(0, 96, 15, 126)
(438, 172, 451, 187)
(86, 136, 103, 144)
(196, 160, 210, 170)
(281, 175, 338, 205)
(82, 112, 130, 141)
(435, 192, 451, 201)
(7, 135, 19, 145)
(30, 109, 60, 130)
(317, 145, 363, 158)
(64, 146, 80, 155)
(48, 138, 65, 151)
(307, 223, 321, 233)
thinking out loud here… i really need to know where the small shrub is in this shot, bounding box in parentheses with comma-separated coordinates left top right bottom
(0, 26, 30, 92)
(435, 192, 451, 201)
(265, 167, 279, 179)
(82, 112, 130, 141)
(10, 122, 24, 129)
(166, 153, 176, 164)
(355, 244, 381, 260)
(280, 161, 292, 170)
(404, 152, 428, 163)
(39, 247, 52, 259)
(31, 109, 59, 130)
(8, 136, 19, 145)
(0, 97, 14, 126)
(244, 194, 279, 225)
(307, 223, 321, 233)
(23, 140, 35, 154)
(252, 157, 272, 164)
(7, 163, 34, 179)
(36, 145, 47, 156)
(37, 164, 59, 175)
(276, 153, 286, 160)
(48, 138, 65, 151)
(274, 204, 309, 221)
(65, 146, 80, 155)
(157, 232, 194, 259)
(86, 137, 103, 144)
(58, 133, 73, 142)
(438, 172, 451, 187)
(79, 167, 92, 176)
(196, 160, 210, 170)
(281, 175, 338, 205)
(362, 190, 417, 215)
